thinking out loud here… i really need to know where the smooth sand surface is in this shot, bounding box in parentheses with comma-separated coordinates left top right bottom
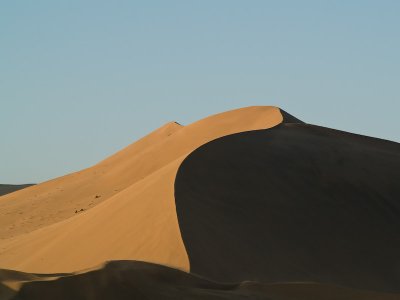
(2, 261, 399, 300)
(175, 123, 400, 291)
(0, 106, 285, 273)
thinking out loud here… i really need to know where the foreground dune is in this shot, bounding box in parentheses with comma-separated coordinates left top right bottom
(2, 261, 399, 300)
(0, 106, 399, 299)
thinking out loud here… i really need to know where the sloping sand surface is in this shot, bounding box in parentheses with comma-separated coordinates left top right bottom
(0, 106, 285, 273)
(0, 121, 183, 239)
(2, 261, 399, 300)
(175, 123, 400, 291)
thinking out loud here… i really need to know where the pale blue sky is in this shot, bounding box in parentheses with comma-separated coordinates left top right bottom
(1, 1, 399, 183)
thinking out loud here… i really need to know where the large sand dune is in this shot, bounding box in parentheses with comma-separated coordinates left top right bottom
(0, 106, 399, 299)
(175, 123, 400, 291)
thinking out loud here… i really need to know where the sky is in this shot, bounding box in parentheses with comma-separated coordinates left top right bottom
(1, 1, 399, 184)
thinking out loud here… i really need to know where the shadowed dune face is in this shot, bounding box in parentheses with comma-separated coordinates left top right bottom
(175, 123, 400, 291)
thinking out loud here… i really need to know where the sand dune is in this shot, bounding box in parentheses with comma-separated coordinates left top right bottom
(0, 106, 399, 299)
(175, 123, 400, 291)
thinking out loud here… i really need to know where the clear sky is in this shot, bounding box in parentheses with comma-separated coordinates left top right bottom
(1, 1, 399, 184)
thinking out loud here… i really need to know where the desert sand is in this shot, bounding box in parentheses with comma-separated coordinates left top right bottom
(0, 106, 399, 299)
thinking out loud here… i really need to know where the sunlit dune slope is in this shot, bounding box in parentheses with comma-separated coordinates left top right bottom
(0, 121, 183, 239)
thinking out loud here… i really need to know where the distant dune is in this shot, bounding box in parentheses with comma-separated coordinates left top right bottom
(0, 185, 34, 197)
(0, 106, 399, 299)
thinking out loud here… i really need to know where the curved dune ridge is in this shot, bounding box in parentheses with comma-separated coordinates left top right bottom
(0, 106, 399, 299)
